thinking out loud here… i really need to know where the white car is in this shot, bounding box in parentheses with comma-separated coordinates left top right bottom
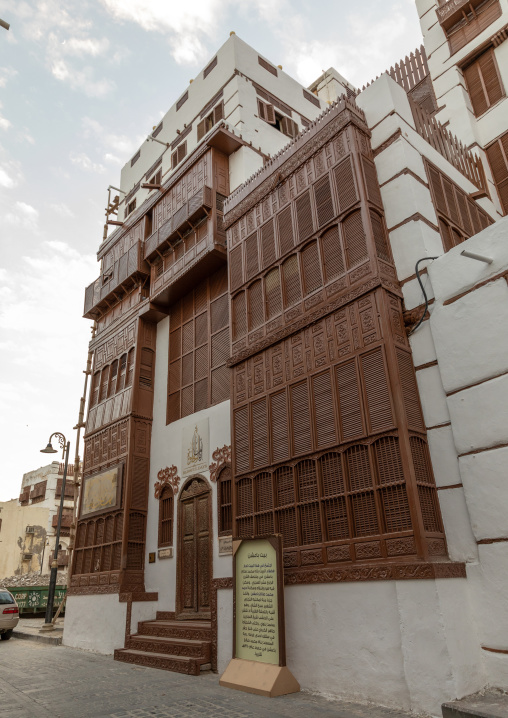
(0, 588, 19, 640)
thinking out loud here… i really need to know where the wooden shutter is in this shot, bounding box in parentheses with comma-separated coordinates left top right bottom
(370, 211, 390, 262)
(486, 133, 508, 214)
(218, 467, 232, 534)
(270, 391, 289, 462)
(281, 115, 298, 138)
(277, 205, 294, 255)
(282, 255, 302, 307)
(334, 157, 357, 211)
(295, 191, 314, 243)
(265, 267, 282, 318)
(360, 349, 394, 433)
(290, 381, 312, 454)
(314, 175, 335, 227)
(260, 219, 276, 269)
(252, 398, 269, 468)
(234, 407, 250, 474)
(396, 349, 425, 431)
(301, 241, 322, 295)
(229, 244, 243, 290)
(91, 371, 100, 407)
(213, 101, 224, 124)
(232, 292, 247, 340)
(311, 371, 336, 448)
(321, 225, 344, 282)
(464, 49, 504, 117)
(336, 359, 364, 440)
(158, 487, 174, 547)
(258, 98, 276, 125)
(245, 232, 259, 279)
(343, 210, 368, 269)
(248, 280, 264, 329)
(362, 158, 383, 207)
(197, 118, 207, 142)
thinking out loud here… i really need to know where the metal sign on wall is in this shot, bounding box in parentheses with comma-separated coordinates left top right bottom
(181, 419, 209, 476)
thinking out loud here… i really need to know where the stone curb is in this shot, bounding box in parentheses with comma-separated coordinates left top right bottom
(12, 630, 63, 646)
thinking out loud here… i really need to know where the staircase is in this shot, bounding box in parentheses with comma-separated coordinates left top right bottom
(114, 611, 212, 676)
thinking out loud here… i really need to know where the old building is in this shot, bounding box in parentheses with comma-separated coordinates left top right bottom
(64, 4, 508, 713)
(0, 461, 74, 579)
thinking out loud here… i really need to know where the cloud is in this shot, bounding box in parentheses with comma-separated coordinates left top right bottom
(0, 115, 10, 131)
(48, 202, 74, 217)
(69, 151, 106, 174)
(81, 116, 145, 165)
(0, 66, 18, 88)
(5, 201, 39, 230)
(0, 166, 15, 188)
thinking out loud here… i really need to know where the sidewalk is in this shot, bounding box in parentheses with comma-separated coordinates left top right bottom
(0, 638, 417, 718)
(12, 617, 64, 645)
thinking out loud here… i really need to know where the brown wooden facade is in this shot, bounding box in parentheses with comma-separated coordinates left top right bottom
(224, 99, 447, 576)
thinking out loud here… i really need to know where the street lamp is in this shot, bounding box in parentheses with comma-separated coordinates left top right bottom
(40, 432, 70, 631)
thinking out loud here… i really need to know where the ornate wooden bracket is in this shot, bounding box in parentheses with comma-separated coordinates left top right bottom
(209, 445, 231, 482)
(154, 465, 180, 498)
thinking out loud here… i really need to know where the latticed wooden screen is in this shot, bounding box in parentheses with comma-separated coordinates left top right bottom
(167, 266, 230, 423)
(158, 487, 174, 547)
(217, 466, 232, 535)
(73, 512, 124, 575)
(425, 160, 494, 250)
(226, 104, 447, 572)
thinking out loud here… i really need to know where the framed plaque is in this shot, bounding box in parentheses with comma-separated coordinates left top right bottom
(220, 535, 299, 697)
(80, 463, 123, 518)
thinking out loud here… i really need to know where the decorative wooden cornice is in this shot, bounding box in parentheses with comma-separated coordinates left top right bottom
(154, 465, 180, 498)
(209, 445, 232, 482)
(223, 98, 369, 228)
(284, 561, 466, 585)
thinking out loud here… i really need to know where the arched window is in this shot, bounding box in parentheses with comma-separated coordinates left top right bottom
(116, 353, 127, 392)
(217, 466, 232, 535)
(90, 371, 100, 407)
(108, 360, 118, 397)
(158, 486, 174, 547)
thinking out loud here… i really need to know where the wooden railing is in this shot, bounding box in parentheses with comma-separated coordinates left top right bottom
(58, 463, 75, 476)
(362, 46, 429, 92)
(411, 99, 487, 190)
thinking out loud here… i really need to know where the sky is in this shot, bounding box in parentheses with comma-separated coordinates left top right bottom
(0, 0, 424, 501)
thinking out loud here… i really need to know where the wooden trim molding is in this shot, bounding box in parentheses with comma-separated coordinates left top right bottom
(443, 269, 508, 306)
(482, 645, 508, 654)
(437, 484, 463, 491)
(209, 445, 232, 482)
(459, 440, 508, 458)
(283, 561, 466, 584)
(477, 537, 508, 544)
(154, 465, 180, 498)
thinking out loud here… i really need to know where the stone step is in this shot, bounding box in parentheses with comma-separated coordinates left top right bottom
(127, 634, 211, 660)
(155, 611, 176, 621)
(114, 648, 205, 676)
(442, 690, 508, 718)
(137, 619, 211, 641)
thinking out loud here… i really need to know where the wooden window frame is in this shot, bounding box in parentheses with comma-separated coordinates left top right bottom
(197, 102, 224, 142)
(217, 465, 233, 536)
(158, 486, 174, 547)
(171, 142, 187, 169)
(486, 131, 508, 214)
(463, 46, 505, 117)
(126, 198, 136, 216)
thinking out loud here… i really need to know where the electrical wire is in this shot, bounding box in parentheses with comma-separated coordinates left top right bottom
(408, 257, 439, 336)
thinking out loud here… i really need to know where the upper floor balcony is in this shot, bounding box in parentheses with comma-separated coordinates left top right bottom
(84, 241, 149, 319)
(436, 0, 498, 31)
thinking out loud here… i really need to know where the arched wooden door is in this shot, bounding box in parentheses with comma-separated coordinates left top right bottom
(176, 477, 211, 620)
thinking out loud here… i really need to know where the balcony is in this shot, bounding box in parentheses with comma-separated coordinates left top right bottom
(84, 241, 149, 319)
(144, 185, 214, 261)
(49, 550, 69, 568)
(142, 188, 227, 312)
(52, 513, 72, 529)
(436, 0, 497, 30)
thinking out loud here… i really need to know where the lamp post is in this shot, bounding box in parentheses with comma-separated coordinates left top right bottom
(40, 432, 70, 631)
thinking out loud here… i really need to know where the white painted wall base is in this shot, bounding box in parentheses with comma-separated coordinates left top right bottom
(63, 594, 127, 654)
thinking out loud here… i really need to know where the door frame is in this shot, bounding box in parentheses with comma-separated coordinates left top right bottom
(175, 474, 213, 620)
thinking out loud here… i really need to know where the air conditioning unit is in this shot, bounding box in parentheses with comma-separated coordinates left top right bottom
(25, 526, 35, 534)
(22, 553, 33, 561)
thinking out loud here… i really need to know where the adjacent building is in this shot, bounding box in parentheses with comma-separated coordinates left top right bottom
(64, 6, 508, 713)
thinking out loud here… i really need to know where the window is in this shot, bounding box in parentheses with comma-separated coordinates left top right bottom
(117, 353, 127, 392)
(158, 487, 174, 547)
(90, 371, 100, 407)
(30, 480, 47, 503)
(425, 160, 494, 250)
(486, 132, 508, 214)
(204, 56, 217, 78)
(171, 142, 187, 169)
(197, 102, 224, 141)
(130, 150, 140, 166)
(126, 198, 136, 216)
(303, 88, 320, 107)
(258, 56, 278, 76)
(167, 267, 229, 423)
(447, 0, 501, 55)
(152, 121, 163, 138)
(257, 99, 299, 138)
(217, 466, 232, 535)
(176, 91, 188, 111)
(147, 169, 161, 189)
(463, 48, 504, 117)
(107, 360, 118, 397)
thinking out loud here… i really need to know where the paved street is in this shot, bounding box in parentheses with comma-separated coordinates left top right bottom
(0, 638, 415, 718)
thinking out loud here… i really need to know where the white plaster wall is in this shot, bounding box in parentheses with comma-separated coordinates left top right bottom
(416, 365, 451, 428)
(460, 446, 508, 541)
(467, 545, 508, 650)
(63, 594, 127, 654)
(217, 588, 233, 674)
(229, 146, 263, 193)
(130, 600, 159, 634)
(284, 578, 483, 716)
(438, 488, 478, 563)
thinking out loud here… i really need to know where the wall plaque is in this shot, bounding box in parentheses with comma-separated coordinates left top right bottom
(182, 419, 209, 476)
(80, 464, 123, 518)
(220, 535, 299, 697)
(218, 535, 233, 555)
(158, 547, 173, 559)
